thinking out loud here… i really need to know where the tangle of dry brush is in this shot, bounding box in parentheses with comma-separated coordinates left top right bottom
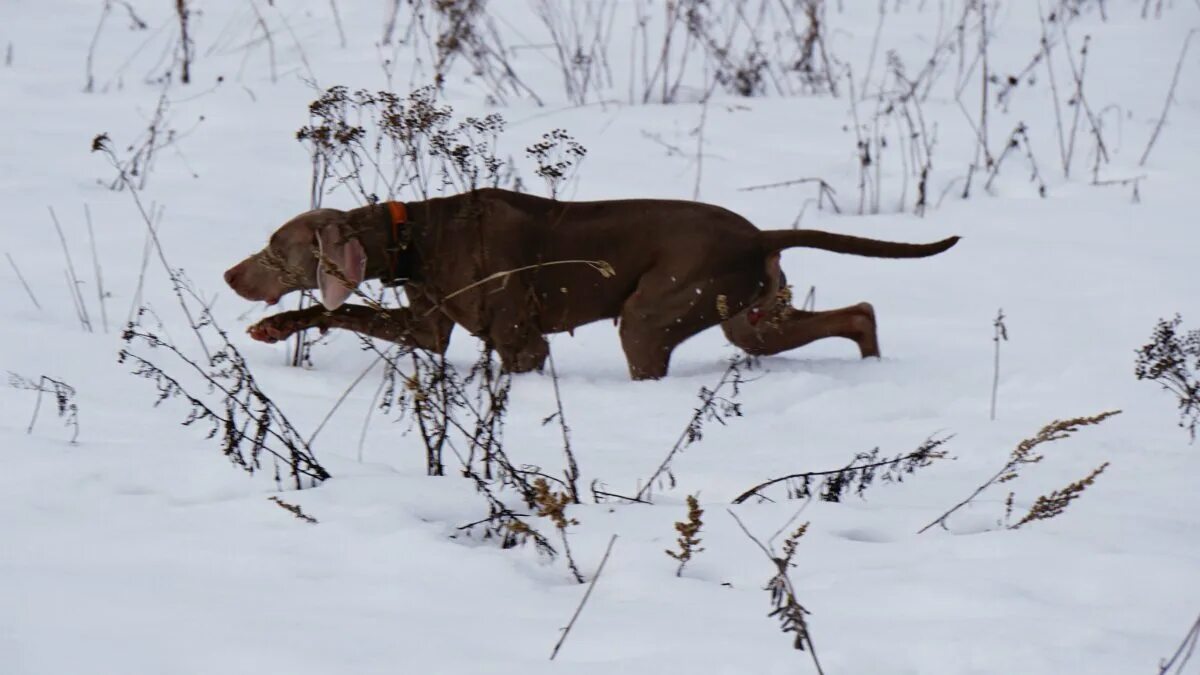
(119, 298, 330, 490)
(1136, 315, 1200, 442)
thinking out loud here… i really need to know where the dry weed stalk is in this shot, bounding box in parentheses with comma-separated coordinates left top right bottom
(737, 177, 841, 214)
(5, 252, 42, 310)
(665, 494, 705, 576)
(728, 510, 825, 673)
(120, 301, 331, 489)
(175, 0, 193, 84)
(296, 87, 597, 573)
(1058, 32, 1111, 183)
(84, 205, 109, 333)
(984, 123, 1048, 197)
(525, 128, 591, 502)
(9, 373, 80, 444)
(991, 308, 1008, 421)
(1157, 612, 1200, 675)
(96, 91, 201, 192)
(732, 435, 952, 504)
(101, 116, 326, 486)
(1136, 315, 1200, 441)
(630, 0, 843, 103)
(269, 496, 319, 524)
(393, 0, 542, 105)
(48, 206, 92, 333)
(83, 0, 148, 92)
(919, 410, 1120, 533)
(1139, 29, 1198, 167)
(549, 534, 618, 661)
(533, 478, 584, 583)
(535, 0, 617, 106)
(636, 354, 749, 502)
(92, 133, 211, 360)
(1006, 461, 1109, 529)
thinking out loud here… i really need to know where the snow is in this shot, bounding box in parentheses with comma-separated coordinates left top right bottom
(2, 1, 1199, 673)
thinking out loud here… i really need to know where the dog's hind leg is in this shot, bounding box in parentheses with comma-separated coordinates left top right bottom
(722, 301, 880, 358)
(618, 265, 769, 380)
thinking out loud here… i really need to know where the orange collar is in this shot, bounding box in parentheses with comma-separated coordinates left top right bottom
(386, 201, 407, 230)
(383, 201, 408, 285)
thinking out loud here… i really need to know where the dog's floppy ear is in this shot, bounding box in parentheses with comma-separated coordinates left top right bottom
(314, 220, 366, 310)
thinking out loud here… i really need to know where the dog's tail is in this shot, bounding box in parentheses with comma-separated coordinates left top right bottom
(761, 229, 960, 258)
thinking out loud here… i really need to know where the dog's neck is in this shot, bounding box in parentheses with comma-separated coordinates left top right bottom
(380, 201, 409, 286)
(347, 202, 419, 285)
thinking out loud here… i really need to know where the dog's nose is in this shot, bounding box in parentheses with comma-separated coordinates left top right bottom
(224, 266, 241, 288)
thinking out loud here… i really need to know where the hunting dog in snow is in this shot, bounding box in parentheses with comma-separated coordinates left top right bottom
(224, 188, 959, 379)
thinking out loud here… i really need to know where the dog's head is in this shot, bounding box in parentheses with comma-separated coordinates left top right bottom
(224, 208, 366, 310)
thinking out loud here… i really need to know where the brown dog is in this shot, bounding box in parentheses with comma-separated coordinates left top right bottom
(224, 189, 958, 379)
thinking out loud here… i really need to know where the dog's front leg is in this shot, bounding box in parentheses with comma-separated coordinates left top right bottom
(248, 304, 453, 354)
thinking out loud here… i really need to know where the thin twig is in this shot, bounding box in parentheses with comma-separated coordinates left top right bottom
(731, 444, 949, 505)
(990, 308, 1007, 421)
(590, 486, 651, 504)
(306, 355, 381, 446)
(127, 202, 162, 325)
(48, 206, 92, 332)
(545, 346, 579, 503)
(358, 359, 392, 462)
(1139, 29, 1197, 167)
(727, 509, 826, 674)
(1037, 2, 1069, 176)
(94, 140, 211, 361)
(84, 204, 108, 333)
(693, 94, 710, 200)
(636, 356, 746, 501)
(425, 259, 614, 317)
(328, 0, 347, 49)
(175, 0, 192, 84)
(549, 534, 618, 660)
(6, 252, 41, 310)
(247, 0, 278, 84)
(738, 177, 841, 213)
(84, 1, 111, 92)
(1158, 612, 1200, 675)
(976, 0, 992, 169)
(919, 410, 1120, 533)
(739, 176, 831, 192)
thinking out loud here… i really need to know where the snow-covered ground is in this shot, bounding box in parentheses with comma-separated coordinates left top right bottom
(2, 1, 1199, 673)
